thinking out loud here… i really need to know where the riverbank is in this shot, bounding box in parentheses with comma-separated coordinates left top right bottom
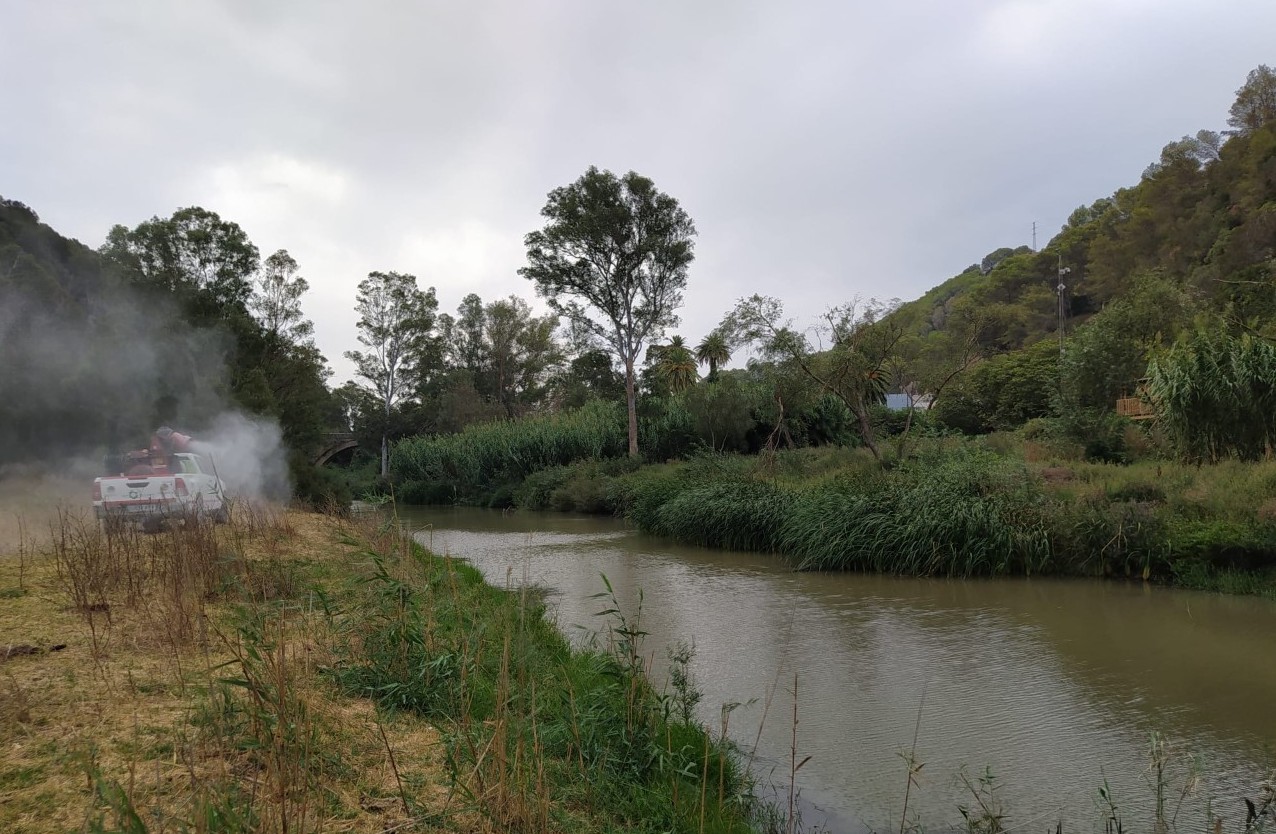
(391, 426, 1276, 596)
(395, 504, 1276, 834)
(0, 502, 773, 832)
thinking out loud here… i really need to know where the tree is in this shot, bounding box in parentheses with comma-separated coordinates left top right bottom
(101, 206, 260, 310)
(1227, 65, 1276, 135)
(437, 294, 562, 417)
(345, 271, 438, 477)
(653, 335, 698, 392)
(726, 295, 900, 462)
(681, 373, 766, 452)
(482, 295, 561, 415)
(439, 293, 487, 379)
(554, 349, 625, 409)
(695, 330, 731, 382)
(1060, 274, 1194, 410)
(931, 339, 1059, 434)
(251, 249, 314, 348)
(521, 166, 696, 457)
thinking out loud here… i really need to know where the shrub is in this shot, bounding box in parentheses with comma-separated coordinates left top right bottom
(512, 465, 574, 510)
(654, 481, 796, 552)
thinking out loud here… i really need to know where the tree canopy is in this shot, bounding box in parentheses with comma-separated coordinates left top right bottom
(345, 271, 439, 477)
(521, 166, 696, 456)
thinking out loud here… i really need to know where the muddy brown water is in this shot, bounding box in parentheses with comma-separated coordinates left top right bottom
(396, 506, 1276, 833)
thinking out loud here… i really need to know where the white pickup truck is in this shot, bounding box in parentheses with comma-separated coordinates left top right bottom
(93, 452, 229, 527)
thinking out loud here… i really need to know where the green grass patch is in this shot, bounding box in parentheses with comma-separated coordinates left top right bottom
(325, 523, 776, 832)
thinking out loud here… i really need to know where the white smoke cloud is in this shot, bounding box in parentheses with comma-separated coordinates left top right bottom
(188, 411, 290, 503)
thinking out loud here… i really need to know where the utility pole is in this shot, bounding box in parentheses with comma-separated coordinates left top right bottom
(1032, 221, 1037, 252)
(1056, 254, 1071, 358)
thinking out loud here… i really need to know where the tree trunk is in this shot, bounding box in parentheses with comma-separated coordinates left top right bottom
(625, 358, 639, 458)
(895, 402, 917, 459)
(853, 400, 881, 463)
(380, 433, 389, 479)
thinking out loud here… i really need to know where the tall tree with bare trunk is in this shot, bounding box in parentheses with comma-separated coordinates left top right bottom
(521, 166, 696, 457)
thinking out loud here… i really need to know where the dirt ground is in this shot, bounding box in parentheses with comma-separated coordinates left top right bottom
(0, 464, 97, 557)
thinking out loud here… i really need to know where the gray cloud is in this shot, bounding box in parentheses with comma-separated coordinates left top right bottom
(4, 0, 1274, 382)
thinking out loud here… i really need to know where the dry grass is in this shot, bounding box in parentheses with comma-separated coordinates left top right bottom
(0, 500, 461, 834)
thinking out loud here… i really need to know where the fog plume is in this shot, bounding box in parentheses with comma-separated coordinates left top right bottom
(0, 205, 294, 501)
(188, 412, 290, 502)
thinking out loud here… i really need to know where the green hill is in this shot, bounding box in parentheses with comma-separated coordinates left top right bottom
(885, 65, 1276, 433)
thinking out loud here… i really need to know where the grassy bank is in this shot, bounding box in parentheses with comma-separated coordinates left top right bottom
(0, 501, 774, 833)
(389, 411, 1276, 594)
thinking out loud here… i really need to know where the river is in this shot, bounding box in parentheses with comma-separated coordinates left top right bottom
(395, 505, 1276, 833)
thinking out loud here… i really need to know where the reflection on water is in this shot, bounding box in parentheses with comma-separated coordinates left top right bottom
(398, 506, 1276, 833)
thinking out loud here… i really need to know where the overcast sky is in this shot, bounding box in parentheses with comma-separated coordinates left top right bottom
(4, 1, 1274, 383)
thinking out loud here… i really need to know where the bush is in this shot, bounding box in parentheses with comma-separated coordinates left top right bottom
(513, 465, 574, 510)
(868, 403, 937, 437)
(289, 454, 353, 508)
(1051, 497, 1168, 578)
(1167, 519, 1276, 572)
(1106, 481, 1166, 503)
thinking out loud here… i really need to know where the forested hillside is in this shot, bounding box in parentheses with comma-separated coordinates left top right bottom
(886, 66, 1276, 435)
(0, 199, 340, 496)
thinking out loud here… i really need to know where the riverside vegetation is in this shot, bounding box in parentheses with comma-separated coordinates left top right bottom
(391, 399, 1276, 597)
(388, 66, 1276, 598)
(0, 499, 776, 833)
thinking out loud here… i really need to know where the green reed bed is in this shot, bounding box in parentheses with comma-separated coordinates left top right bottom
(624, 450, 1055, 577)
(391, 399, 629, 504)
(390, 399, 697, 507)
(617, 447, 1276, 588)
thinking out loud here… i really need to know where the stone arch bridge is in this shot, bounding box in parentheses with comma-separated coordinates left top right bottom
(314, 432, 357, 466)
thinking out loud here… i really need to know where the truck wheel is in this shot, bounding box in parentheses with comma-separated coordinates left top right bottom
(213, 507, 230, 525)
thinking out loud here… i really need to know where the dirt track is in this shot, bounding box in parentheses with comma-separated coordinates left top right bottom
(0, 464, 96, 555)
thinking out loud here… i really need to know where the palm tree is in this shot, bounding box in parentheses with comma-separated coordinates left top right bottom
(695, 330, 731, 382)
(655, 335, 698, 392)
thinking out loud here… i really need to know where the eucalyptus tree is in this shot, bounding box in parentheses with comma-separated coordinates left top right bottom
(345, 271, 439, 476)
(437, 293, 562, 417)
(101, 206, 260, 311)
(521, 166, 696, 457)
(251, 249, 314, 349)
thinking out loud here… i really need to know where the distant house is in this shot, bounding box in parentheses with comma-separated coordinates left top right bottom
(885, 392, 933, 411)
